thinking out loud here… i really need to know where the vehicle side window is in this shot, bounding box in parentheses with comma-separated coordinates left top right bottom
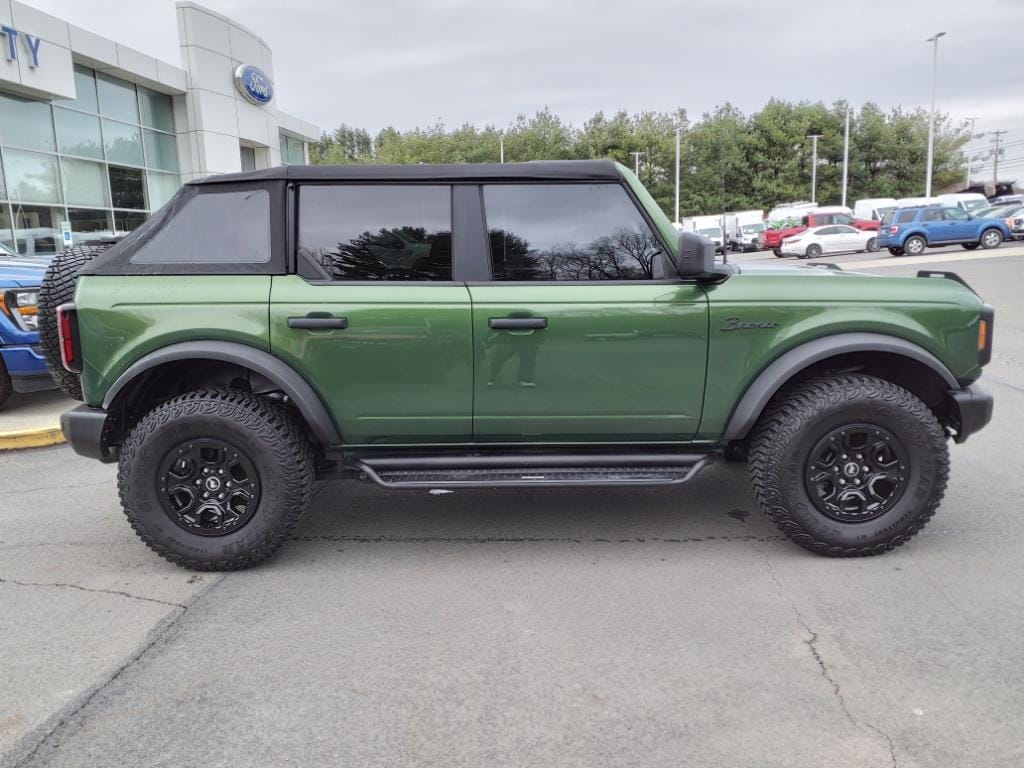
(920, 209, 943, 222)
(816, 226, 838, 236)
(297, 185, 452, 281)
(483, 184, 663, 281)
(880, 211, 895, 226)
(130, 190, 270, 264)
(943, 208, 968, 220)
(835, 225, 858, 234)
(895, 210, 919, 224)
(834, 214, 853, 225)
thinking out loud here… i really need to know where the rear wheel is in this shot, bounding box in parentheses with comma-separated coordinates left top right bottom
(118, 389, 315, 571)
(804, 244, 822, 259)
(865, 237, 878, 252)
(979, 228, 1003, 249)
(748, 374, 948, 556)
(903, 235, 926, 256)
(38, 245, 112, 400)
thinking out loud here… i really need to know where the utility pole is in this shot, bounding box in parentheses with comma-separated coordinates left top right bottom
(841, 105, 851, 208)
(964, 117, 979, 187)
(807, 134, 822, 203)
(991, 130, 1007, 189)
(630, 151, 644, 178)
(925, 31, 946, 198)
(499, 135, 504, 164)
(674, 125, 681, 224)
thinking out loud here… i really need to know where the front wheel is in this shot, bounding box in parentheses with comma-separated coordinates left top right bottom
(979, 228, 1003, 249)
(903, 235, 926, 256)
(0, 358, 12, 410)
(118, 389, 316, 571)
(773, 247, 783, 258)
(748, 374, 948, 556)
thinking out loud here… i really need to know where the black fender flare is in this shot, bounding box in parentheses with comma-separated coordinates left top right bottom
(722, 332, 959, 441)
(102, 340, 341, 446)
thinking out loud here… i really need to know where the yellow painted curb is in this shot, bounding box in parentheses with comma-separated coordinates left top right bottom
(0, 426, 66, 451)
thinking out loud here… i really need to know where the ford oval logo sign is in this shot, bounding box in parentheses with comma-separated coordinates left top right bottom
(234, 64, 273, 105)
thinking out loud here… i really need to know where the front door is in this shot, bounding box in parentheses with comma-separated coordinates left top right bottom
(469, 183, 708, 442)
(270, 184, 473, 446)
(942, 207, 975, 241)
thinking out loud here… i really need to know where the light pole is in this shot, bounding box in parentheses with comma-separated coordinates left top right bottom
(499, 135, 504, 164)
(925, 31, 946, 197)
(807, 134, 822, 203)
(841, 105, 851, 208)
(674, 126, 681, 224)
(963, 118, 980, 188)
(630, 151, 645, 178)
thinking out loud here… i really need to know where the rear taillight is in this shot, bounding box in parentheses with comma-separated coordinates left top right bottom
(889, 225, 899, 234)
(56, 303, 82, 373)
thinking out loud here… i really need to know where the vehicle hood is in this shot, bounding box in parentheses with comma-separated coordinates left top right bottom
(0, 257, 50, 287)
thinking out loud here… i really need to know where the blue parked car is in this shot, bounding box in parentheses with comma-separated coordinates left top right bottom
(875, 205, 1011, 256)
(0, 243, 54, 408)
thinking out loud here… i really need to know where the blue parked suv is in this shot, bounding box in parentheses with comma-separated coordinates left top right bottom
(0, 243, 53, 408)
(876, 205, 1011, 256)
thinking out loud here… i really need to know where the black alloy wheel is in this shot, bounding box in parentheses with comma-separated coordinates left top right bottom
(157, 438, 261, 536)
(804, 424, 909, 523)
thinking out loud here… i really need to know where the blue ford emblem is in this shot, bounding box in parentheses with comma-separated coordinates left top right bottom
(234, 64, 273, 105)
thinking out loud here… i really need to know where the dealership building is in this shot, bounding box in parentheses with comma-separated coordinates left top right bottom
(0, 0, 319, 255)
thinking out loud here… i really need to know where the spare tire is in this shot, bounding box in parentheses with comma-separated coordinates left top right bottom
(37, 244, 114, 400)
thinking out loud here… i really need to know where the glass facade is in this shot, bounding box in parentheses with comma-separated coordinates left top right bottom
(0, 65, 179, 255)
(280, 132, 305, 165)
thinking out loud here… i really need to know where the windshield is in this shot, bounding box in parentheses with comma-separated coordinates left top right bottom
(699, 227, 723, 238)
(741, 223, 765, 234)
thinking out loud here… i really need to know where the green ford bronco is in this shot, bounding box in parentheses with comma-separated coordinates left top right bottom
(39, 161, 994, 570)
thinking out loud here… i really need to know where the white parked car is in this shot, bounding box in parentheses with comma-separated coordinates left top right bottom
(779, 225, 879, 259)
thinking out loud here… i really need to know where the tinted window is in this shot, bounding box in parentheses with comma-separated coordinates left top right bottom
(484, 184, 662, 281)
(816, 226, 839, 236)
(895, 210, 918, 224)
(130, 189, 270, 263)
(921, 209, 943, 222)
(297, 185, 451, 281)
(943, 207, 968, 220)
(880, 210, 895, 226)
(835, 225, 859, 234)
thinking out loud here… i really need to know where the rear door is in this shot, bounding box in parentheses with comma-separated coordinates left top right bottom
(919, 207, 946, 241)
(270, 184, 473, 446)
(468, 183, 708, 443)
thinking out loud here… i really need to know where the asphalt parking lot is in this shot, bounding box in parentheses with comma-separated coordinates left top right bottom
(2, 244, 1023, 767)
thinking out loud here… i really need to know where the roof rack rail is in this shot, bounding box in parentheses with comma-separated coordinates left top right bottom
(916, 270, 976, 294)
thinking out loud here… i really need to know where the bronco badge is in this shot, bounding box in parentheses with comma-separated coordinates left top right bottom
(720, 317, 782, 331)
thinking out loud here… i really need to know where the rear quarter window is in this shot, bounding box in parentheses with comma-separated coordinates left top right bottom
(895, 210, 919, 224)
(130, 189, 271, 264)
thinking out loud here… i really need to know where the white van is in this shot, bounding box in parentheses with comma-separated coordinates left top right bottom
(853, 198, 898, 221)
(767, 201, 816, 224)
(681, 215, 726, 253)
(895, 196, 941, 209)
(723, 210, 765, 251)
(936, 193, 990, 213)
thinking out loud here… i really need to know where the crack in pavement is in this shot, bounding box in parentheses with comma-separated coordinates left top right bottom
(753, 545, 899, 768)
(0, 577, 186, 609)
(291, 533, 789, 545)
(5, 575, 226, 768)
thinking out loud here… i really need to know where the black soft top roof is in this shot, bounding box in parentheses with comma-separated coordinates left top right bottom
(188, 160, 624, 185)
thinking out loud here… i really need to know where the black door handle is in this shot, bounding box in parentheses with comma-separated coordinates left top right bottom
(287, 316, 348, 329)
(489, 317, 548, 330)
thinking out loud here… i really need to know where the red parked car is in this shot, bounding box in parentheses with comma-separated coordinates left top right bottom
(764, 207, 879, 256)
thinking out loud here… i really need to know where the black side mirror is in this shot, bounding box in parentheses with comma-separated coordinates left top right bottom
(676, 231, 715, 277)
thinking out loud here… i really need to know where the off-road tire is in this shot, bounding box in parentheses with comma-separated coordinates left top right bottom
(903, 235, 927, 256)
(804, 244, 822, 259)
(979, 228, 1003, 249)
(118, 389, 315, 571)
(748, 374, 948, 557)
(0, 357, 12, 410)
(37, 245, 112, 399)
(888, 247, 905, 256)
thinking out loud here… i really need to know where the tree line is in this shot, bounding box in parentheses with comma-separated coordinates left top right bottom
(310, 101, 968, 219)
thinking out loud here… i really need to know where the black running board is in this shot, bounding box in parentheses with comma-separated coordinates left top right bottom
(352, 453, 710, 489)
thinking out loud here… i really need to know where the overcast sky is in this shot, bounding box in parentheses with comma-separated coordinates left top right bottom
(29, 0, 1024, 175)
